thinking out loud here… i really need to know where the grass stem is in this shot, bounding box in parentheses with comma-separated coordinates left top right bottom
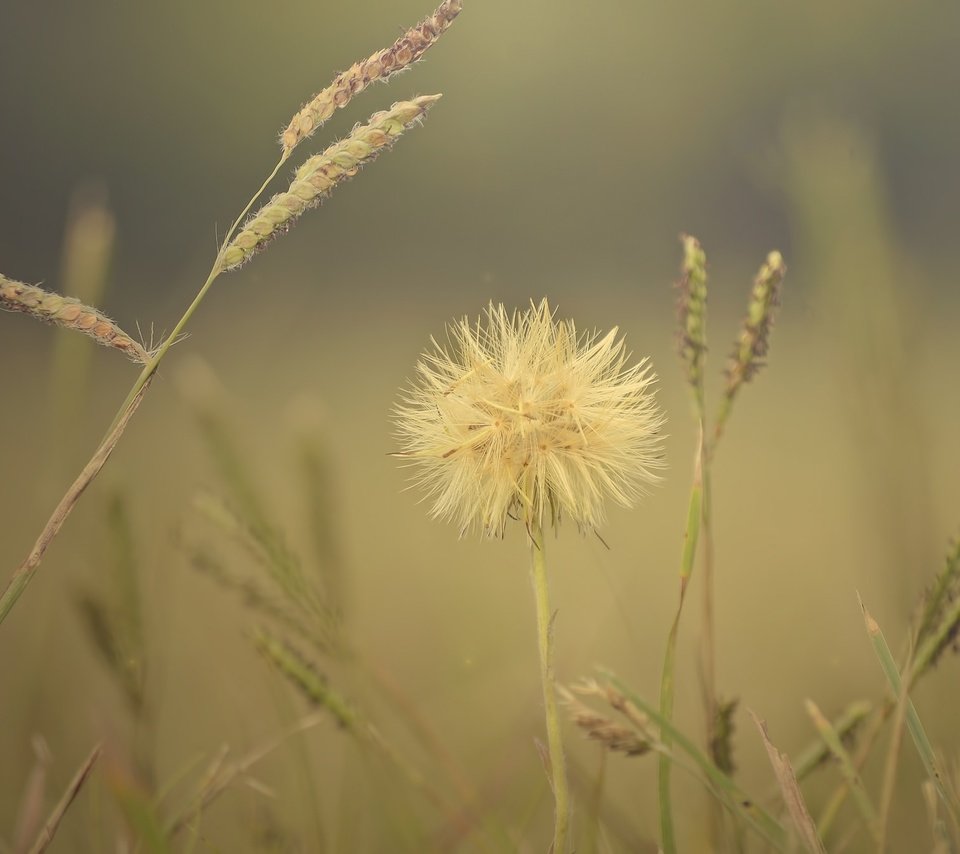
(657, 428, 704, 854)
(0, 155, 286, 628)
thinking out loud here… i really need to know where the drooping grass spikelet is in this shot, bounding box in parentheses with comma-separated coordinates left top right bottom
(675, 234, 708, 415)
(723, 251, 786, 401)
(393, 299, 666, 537)
(280, 0, 461, 155)
(1, 275, 147, 363)
(222, 95, 441, 271)
(561, 683, 653, 758)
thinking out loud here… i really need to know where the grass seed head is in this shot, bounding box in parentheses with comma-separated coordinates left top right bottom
(676, 233, 708, 410)
(222, 95, 441, 271)
(1, 275, 147, 363)
(393, 299, 666, 538)
(725, 250, 786, 397)
(280, 0, 461, 155)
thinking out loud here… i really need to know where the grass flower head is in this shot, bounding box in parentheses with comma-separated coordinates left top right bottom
(394, 300, 665, 537)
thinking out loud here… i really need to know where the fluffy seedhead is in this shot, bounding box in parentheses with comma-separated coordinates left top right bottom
(676, 234, 708, 412)
(280, 0, 461, 156)
(221, 96, 440, 271)
(393, 300, 665, 537)
(1, 275, 147, 363)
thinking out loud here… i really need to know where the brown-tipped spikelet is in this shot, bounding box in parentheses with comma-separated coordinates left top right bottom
(561, 681, 653, 757)
(393, 300, 665, 537)
(280, 1, 461, 155)
(676, 234, 708, 411)
(1, 275, 147, 363)
(221, 96, 440, 271)
(724, 251, 786, 400)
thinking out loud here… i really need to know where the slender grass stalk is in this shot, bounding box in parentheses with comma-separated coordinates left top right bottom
(583, 750, 607, 854)
(28, 744, 102, 854)
(2, 89, 441, 627)
(0, 152, 286, 627)
(803, 699, 879, 842)
(529, 520, 570, 853)
(876, 676, 909, 854)
(860, 597, 960, 821)
(657, 428, 703, 854)
(816, 699, 893, 837)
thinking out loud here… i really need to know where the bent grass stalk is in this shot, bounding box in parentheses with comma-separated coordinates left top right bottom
(0, 94, 442, 627)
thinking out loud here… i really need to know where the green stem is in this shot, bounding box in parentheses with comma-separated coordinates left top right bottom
(658, 435, 704, 854)
(107, 155, 287, 437)
(0, 155, 287, 628)
(529, 520, 569, 854)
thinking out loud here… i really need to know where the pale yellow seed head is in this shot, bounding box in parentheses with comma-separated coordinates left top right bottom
(393, 300, 666, 537)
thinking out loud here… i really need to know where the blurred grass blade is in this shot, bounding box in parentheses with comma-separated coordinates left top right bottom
(749, 710, 825, 854)
(803, 699, 879, 841)
(253, 628, 356, 730)
(859, 595, 960, 822)
(604, 671, 786, 850)
(29, 744, 102, 854)
(792, 699, 872, 782)
(14, 737, 51, 854)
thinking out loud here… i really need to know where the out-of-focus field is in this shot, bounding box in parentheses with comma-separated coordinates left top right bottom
(1, 1, 958, 851)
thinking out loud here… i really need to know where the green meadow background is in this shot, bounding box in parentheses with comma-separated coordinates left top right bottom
(1, 1, 958, 850)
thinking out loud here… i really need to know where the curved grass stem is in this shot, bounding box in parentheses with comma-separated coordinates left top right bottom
(0, 155, 287, 628)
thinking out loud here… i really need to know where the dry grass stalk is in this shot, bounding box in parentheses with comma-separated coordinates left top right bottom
(222, 95, 441, 270)
(280, 0, 461, 155)
(0, 380, 152, 624)
(750, 709, 826, 854)
(28, 743, 102, 854)
(1, 275, 147, 363)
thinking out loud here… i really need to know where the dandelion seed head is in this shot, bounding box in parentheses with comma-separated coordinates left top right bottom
(393, 300, 666, 537)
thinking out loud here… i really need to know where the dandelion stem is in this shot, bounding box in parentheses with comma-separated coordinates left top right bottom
(529, 520, 570, 853)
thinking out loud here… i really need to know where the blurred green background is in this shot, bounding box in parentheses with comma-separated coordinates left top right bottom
(1, 1, 959, 850)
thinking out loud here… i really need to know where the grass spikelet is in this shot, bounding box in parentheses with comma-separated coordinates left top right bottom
(253, 628, 357, 730)
(222, 95, 441, 271)
(561, 684, 653, 757)
(1, 274, 147, 363)
(280, 0, 461, 155)
(913, 535, 960, 679)
(722, 250, 786, 409)
(675, 233, 708, 416)
(709, 697, 739, 775)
